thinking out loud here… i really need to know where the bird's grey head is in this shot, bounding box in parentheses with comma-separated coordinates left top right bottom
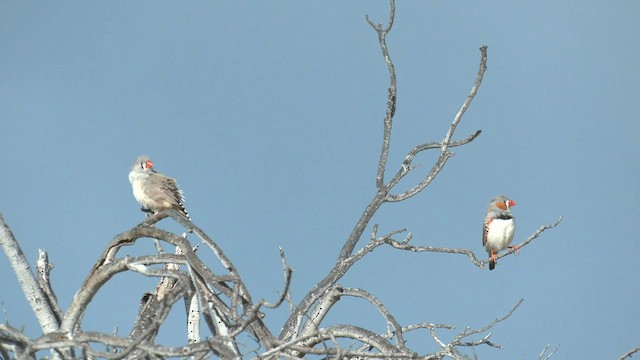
(488, 195, 516, 212)
(132, 155, 154, 173)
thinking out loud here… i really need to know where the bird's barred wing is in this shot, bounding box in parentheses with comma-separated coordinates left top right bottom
(145, 173, 185, 207)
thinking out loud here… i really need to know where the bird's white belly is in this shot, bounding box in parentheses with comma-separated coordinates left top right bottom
(130, 174, 153, 208)
(485, 218, 515, 252)
(131, 179, 147, 205)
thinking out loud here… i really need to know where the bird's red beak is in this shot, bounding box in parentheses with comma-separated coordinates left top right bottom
(145, 160, 153, 169)
(508, 200, 516, 207)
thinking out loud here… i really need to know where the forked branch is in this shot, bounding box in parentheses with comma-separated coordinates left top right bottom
(386, 46, 487, 202)
(0, 2, 566, 359)
(280, 0, 490, 344)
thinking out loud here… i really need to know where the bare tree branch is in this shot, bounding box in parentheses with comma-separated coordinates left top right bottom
(0, 213, 60, 334)
(25, 331, 238, 359)
(367, 0, 397, 190)
(619, 346, 640, 360)
(385, 129, 482, 203)
(386, 46, 487, 202)
(298, 284, 405, 345)
(0, 323, 33, 359)
(455, 299, 523, 347)
(0, 3, 566, 360)
(300, 325, 400, 355)
(186, 290, 201, 345)
(492, 216, 563, 268)
(36, 250, 62, 325)
(129, 247, 190, 346)
(369, 216, 563, 270)
(281, 1, 488, 344)
(538, 343, 560, 360)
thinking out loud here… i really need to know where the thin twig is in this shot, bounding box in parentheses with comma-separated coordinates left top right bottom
(494, 216, 564, 266)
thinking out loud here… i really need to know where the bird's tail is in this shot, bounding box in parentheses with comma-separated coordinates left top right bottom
(174, 203, 191, 221)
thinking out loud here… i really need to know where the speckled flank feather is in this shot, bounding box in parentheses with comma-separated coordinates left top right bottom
(128, 155, 191, 220)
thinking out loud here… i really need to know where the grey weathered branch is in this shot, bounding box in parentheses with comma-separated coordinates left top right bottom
(279, 0, 487, 343)
(261, 302, 524, 360)
(278, 209, 561, 353)
(0, 323, 33, 359)
(301, 285, 408, 351)
(36, 250, 63, 325)
(455, 299, 523, 347)
(0, 213, 60, 334)
(1, 2, 565, 359)
(385, 129, 482, 202)
(259, 248, 293, 310)
(538, 343, 559, 360)
(0, 211, 261, 357)
(619, 346, 640, 360)
(491, 216, 563, 269)
(118, 266, 190, 359)
(367, 0, 396, 190)
(129, 246, 191, 346)
(385, 45, 487, 202)
(379, 216, 563, 269)
(1, 212, 268, 359)
(24, 330, 238, 359)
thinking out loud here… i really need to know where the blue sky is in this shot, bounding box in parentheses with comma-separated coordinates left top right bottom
(1, 1, 638, 358)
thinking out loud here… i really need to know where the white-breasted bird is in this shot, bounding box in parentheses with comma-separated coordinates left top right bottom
(128, 155, 190, 220)
(482, 195, 516, 270)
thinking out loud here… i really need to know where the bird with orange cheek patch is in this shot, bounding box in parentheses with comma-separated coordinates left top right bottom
(483, 195, 517, 270)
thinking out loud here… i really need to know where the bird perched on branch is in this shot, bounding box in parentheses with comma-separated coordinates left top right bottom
(128, 155, 190, 220)
(483, 195, 517, 270)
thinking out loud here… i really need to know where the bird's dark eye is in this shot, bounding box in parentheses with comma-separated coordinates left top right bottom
(140, 162, 145, 169)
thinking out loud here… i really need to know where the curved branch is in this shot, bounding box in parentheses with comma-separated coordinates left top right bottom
(116, 268, 191, 359)
(295, 285, 409, 355)
(385, 130, 481, 203)
(261, 247, 293, 309)
(17, 252, 240, 359)
(300, 325, 399, 355)
(338, 287, 407, 349)
(61, 253, 192, 333)
(67, 219, 277, 351)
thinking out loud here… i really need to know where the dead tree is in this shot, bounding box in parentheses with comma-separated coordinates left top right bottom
(0, 2, 566, 359)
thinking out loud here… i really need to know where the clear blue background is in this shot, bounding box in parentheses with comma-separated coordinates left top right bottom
(1, 1, 638, 358)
